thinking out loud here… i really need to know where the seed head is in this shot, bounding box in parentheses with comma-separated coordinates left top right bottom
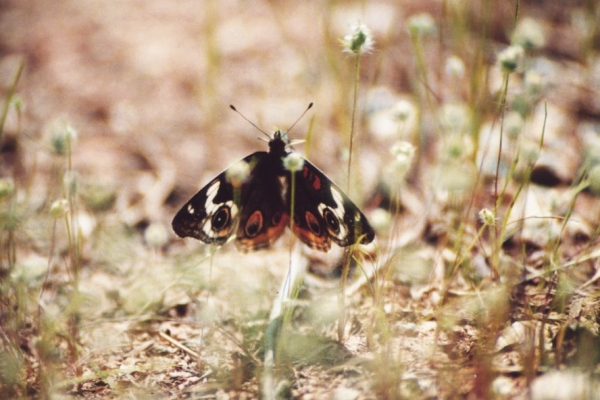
(407, 13, 436, 37)
(478, 208, 496, 227)
(341, 22, 375, 55)
(50, 199, 70, 219)
(226, 160, 251, 188)
(283, 152, 305, 172)
(445, 56, 465, 79)
(144, 222, 169, 248)
(512, 17, 545, 50)
(498, 45, 524, 73)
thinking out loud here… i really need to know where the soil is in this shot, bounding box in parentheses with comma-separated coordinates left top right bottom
(1, 1, 600, 399)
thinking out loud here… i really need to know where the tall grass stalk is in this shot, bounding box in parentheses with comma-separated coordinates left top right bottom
(408, 14, 436, 124)
(337, 22, 374, 341)
(490, 71, 513, 275)
(0, 61, 23, 273)
(347, 53, 361, 190)
(0, 60, 24, 144)
(63, 131, 84, 377)
(0, 61, 25, 398)
(262, 153, 306, 398)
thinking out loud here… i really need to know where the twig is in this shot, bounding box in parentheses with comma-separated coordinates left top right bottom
(159, 330, 199, 358)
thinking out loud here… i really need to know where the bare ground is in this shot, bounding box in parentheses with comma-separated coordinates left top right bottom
(1, 1, 600, 399)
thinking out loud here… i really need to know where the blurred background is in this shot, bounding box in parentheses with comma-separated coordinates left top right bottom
(1, 0, 411, 218)
(1, 0, 600, 398)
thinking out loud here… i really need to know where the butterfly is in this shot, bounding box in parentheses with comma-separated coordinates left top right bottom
(172, 110, 375, 252)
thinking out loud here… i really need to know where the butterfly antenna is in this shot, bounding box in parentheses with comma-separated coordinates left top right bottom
(285, 102, 313, 134)
(229, 105, 271, 140)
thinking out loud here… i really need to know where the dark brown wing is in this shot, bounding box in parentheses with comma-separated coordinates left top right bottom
(234, 151, 288, 252)
(171, 152, 265, 245)
(288, 159, 375, 251)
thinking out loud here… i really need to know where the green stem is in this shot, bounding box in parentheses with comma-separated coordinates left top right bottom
(491, 71, 511, 275)
(0, 60, 24, 144)
(347, 53, 361, 193)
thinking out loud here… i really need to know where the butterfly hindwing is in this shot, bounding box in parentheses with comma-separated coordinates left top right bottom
(234, 151, 288, 252)
(289, 159, 375, 251)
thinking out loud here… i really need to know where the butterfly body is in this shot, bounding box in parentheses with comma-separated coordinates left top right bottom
(172, 131, 375, 252)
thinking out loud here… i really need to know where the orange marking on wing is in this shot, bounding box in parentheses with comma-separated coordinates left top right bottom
(313, 175, 321, 190)
(236, 214, 289, 252)
(291, 224, 331, 251)
(302, 166, 321, 190)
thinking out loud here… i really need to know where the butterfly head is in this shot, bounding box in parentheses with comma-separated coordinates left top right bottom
(173, 102, 376, 253)
(270, 129, 305, 152)
(272, 129, 290, 142)
(269, 130, 290, 155)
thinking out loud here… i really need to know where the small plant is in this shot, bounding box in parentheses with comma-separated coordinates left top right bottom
(2, 2, 600, 398)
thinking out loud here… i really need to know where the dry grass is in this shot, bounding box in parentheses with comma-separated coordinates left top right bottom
(1, 0, 600, 398)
